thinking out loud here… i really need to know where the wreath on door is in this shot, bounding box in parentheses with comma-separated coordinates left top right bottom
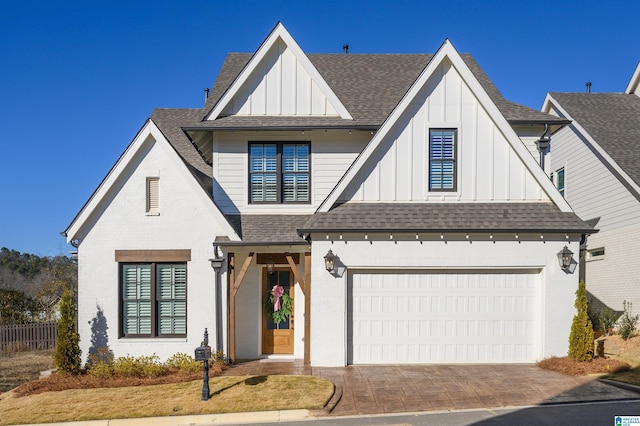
(264, 284, 293, 327)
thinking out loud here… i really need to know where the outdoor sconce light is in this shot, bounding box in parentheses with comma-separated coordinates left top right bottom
(324, 249, 336, 273)
(557, 245, 574, 270)
(266, 256, 275, 274)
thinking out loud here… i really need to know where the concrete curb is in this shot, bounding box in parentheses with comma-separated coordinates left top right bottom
(309, 383, 343, 416)
(599, 378, 640, 395)
(14, 410, 313, 426)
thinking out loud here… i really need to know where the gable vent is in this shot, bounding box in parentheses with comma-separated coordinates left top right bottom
(146, 177, 159, 214)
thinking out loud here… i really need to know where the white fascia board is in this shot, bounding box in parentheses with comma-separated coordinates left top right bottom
(205, 22, 352, 121)
(625, 61, 640, 95)
(545, 94, 640, 197)
(64, 120, 240, 243)
(319, 40, 572, 213)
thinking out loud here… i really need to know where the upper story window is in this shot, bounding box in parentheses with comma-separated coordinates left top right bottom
(249, 142, 310, 203)
(429, 129, 457, 191)
(552, 167, 565, 197)
(121, 262, 187, 338)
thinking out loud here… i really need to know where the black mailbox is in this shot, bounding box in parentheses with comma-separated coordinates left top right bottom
(194, 345, 211, 362)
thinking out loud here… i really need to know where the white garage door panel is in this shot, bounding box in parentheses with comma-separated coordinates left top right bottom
(349, 272, 539, 364)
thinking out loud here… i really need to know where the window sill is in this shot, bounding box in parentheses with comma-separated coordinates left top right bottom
(118, 337, 187, 342)
(145, 212, 160, 216)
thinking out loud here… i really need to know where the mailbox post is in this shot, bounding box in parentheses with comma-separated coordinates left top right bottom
(194, 328, 211, 401)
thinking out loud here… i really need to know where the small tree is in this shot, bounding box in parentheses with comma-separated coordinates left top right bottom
(54, 290, 81, 374)
(568, 281, 594, 362)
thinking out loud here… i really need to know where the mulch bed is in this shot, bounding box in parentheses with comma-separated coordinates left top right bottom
(13, 364, 223, 398)
(537, 356, 630, 376)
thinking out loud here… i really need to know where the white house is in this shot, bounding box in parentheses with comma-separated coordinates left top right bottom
(64, 23, 592, 367)
(542, 63, 640, 316)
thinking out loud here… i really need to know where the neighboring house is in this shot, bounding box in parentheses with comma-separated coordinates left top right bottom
(542, 63, 640, 316)
(64, 23, 592, 367)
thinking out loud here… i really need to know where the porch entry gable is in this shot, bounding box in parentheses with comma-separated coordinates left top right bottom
(227, 251, 311, 363)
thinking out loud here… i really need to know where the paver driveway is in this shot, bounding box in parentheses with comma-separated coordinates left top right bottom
(222, 360, 640, 416)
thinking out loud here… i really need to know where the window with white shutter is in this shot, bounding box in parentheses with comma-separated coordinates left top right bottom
(249, 142, 310, 203)
(120, 262, 187, 337)
(429, 129, 457, 191)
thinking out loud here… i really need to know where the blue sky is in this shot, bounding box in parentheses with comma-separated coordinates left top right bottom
(1, 0, 638, 257)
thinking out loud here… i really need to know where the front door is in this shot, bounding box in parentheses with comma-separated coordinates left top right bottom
(262, 268, 294, 354)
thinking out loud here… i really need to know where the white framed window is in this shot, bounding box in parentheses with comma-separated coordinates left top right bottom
(551, 167, 565, 197)
(146, 177, 159, 214)
(429, 129, 457, 191)
(587, 247, 605, 261)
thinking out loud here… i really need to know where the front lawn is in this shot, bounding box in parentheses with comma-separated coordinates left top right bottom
(0, 375, 334, 425)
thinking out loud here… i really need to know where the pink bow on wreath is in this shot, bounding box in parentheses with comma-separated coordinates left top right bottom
(272, 285, 284, 311)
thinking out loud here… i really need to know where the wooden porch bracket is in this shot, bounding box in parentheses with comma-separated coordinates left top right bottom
(228, 252, 254, 362)
(285, 253, 311, 364)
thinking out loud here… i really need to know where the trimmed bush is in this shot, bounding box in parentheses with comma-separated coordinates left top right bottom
(568, 281, 594, 362)
(54, 290, 81, 374)
(617, 301, 639, 340)
(166, 352, 201, 373)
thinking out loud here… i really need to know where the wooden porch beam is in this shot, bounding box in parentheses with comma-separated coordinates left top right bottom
(285, 253, 306, 297)
(304, 252, 311, 364)
(228, 252, 254, 363)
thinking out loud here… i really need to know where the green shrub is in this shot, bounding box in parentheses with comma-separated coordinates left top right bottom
(212, 349, 227, 365)
(568, 281, 594, 362)
(166, 352, 201, 373)
(617, 301, 639, 340)
(54, 290, 81, 375)
(598, 307, 618, 336)
(112, 354, 167, 378)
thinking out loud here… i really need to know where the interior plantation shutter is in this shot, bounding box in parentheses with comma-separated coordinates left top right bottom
(146, 177, 159, 213)
(157, 263, 187, 335)
(122, 264, 152, 335)
(429, 129, 456, 190)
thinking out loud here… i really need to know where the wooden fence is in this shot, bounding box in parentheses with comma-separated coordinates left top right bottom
(0, 322, 58, 351)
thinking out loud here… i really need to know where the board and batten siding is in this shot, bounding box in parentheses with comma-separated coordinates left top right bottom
(340, 59, 548, 203)
(220, 39, 339, 117)
(549, 124, 640, 232)
(212, 130, 370, 214)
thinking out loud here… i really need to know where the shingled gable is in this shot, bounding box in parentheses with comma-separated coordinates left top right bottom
(62, 117, 240, 243)
(317, 39, 574, 214)
(204, 22, 352, 121)
(542, 92, 640, 195)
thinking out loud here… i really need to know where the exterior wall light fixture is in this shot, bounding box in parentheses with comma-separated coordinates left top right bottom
(266, 256, 275, 274)
(557, 245, 574, 270)
(324, 249, 336, 273)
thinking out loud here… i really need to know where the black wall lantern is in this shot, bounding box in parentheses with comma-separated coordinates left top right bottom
(557, 245, 574, 270)
(266, 256, 275, 274)
(324, 249, 336, 273)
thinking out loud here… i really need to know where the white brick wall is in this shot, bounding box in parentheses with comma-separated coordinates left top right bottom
(585, 224, 640, 314)
(75, 135, 228, 363)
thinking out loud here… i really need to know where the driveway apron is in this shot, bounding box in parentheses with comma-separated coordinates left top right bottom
(222, 361, 640, 416)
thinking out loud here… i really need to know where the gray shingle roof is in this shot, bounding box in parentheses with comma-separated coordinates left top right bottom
(550, 92, 640, 186)
(200, 53, 566, 128)
(150, 109, 213, 196)
(225, 215, 312, 244)
(299, 202, 594, 233)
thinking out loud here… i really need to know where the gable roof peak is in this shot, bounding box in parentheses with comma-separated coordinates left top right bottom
(204, 21, 352, 122)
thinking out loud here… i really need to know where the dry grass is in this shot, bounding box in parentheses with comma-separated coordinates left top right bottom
(0, 350, 54, 393)
(0, 375, 333, 426)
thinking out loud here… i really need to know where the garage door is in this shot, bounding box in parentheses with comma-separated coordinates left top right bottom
(348, 271, 540, 364)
